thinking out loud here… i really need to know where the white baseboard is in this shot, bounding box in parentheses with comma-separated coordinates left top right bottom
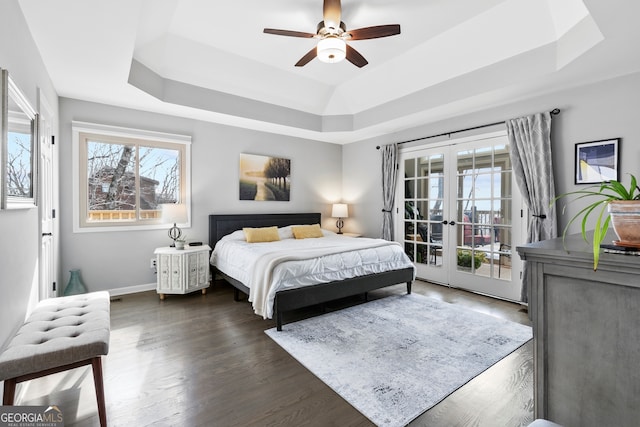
(108, 283, 156, 297)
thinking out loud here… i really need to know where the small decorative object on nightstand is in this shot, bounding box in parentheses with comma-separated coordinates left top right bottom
(154, 244, 211, 300)
(331, 203, 349, 234)
(174, 238, 186, 250)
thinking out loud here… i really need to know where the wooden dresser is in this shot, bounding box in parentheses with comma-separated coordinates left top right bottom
(517, 232, 640, 427)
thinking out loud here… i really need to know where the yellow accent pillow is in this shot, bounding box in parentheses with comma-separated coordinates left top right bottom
(243, 226, 280, 243)
(292, 224, 324, 239)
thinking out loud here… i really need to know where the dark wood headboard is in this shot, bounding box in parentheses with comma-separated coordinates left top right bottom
(208, 213, 321, 249)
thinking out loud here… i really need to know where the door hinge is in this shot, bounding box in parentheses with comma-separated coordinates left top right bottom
(521, 209, 523, 218)
(51, 135, 55, 145)
(52, 282, 56, 291)
(52, 209, 56, 219)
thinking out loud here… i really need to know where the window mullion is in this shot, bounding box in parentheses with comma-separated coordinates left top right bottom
(134, 144, 141, 221)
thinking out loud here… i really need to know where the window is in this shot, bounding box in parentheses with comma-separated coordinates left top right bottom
(1, 68, 38, 209)
(72, 122, 191, 232)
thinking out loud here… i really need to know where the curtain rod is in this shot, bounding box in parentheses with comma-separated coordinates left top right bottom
(376, 108, 560, 149)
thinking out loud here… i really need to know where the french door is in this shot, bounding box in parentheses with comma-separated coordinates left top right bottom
(397, 132, 525, 301)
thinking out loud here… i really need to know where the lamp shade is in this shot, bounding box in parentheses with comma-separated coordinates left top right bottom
(331, 203, 348, 218)
(317, 37, 346, 63)
(162, 203, 188, 224)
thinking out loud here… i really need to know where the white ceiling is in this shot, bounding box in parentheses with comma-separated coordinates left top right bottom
(17, 0, 640, 144)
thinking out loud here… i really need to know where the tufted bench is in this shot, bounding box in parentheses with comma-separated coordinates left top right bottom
(0, 291, 110, 427)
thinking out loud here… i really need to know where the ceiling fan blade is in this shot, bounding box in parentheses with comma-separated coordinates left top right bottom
(345, 44, 368, 68)
(295, 47, 318, 67)
(323, 0, 342, 30)
(263, 28, 316, 38)
(347, 24, 401, 40)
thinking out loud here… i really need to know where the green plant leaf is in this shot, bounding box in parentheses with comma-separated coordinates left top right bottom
(630, 174, 639, 199)
(606, 180, 629, 199)
(554, 174, 640, 270)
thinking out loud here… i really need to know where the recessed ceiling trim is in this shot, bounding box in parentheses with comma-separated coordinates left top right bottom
(128, 58, 356, 134)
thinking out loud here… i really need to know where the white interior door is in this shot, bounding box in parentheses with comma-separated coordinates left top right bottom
(396, 131, 526, 301)
(38, 90, 56, 299)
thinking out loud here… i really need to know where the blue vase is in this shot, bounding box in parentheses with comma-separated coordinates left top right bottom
(64, 269, 88, 296)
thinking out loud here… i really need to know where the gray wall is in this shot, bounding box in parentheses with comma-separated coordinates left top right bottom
(343, 71, 640, 238)
(58, 98, 342, 294)
(0, 1, 59, 349)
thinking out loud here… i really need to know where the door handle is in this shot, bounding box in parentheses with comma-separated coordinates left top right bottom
(449, 221, 456, 226)
(42, 232, 52, 236)
(441, 220, 448, 225)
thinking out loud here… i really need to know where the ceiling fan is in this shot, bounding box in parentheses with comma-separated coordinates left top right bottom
(263, 0, 401, 68)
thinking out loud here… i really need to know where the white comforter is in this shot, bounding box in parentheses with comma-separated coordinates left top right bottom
(210, 227, 415, 319)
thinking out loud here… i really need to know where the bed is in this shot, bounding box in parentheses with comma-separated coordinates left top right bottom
(209, 213, 415, 330)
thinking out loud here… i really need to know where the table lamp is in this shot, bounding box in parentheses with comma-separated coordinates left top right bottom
(331, 203, 348, 234)
(162, 203, 188, 246)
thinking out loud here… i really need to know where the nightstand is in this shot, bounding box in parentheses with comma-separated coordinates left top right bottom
(154, 244, 211, 300)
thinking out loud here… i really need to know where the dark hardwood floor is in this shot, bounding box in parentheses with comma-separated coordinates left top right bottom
(13, 279, 533, 427)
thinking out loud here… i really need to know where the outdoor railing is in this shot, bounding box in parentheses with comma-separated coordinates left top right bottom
(87, 210, 161, 221)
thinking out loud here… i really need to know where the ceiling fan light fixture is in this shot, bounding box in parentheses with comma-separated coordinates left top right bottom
(317, 37, 346, 63)
(265, 0, 400, 67)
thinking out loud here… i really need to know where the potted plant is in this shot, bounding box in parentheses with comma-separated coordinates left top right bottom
(553, 173, 640, 270)
(174, 236, 187, 250)
(457, 249, 485, 269)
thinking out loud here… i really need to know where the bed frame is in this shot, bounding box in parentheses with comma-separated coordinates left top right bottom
(209, 213, 414, 330)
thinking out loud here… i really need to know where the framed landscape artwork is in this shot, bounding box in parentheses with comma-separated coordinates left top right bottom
(239, 153, 291, 201)
(574, 138, 620, 184)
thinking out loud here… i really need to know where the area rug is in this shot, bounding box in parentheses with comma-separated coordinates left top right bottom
(265, 293, 532, 427)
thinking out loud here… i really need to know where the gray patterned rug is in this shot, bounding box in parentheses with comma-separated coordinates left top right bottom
(265, 293, 532, 427)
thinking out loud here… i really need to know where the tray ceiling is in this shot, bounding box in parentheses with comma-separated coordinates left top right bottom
(17, 0, 640, 143)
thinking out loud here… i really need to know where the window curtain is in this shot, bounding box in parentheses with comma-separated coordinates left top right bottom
(381, 143, 399, 240)
(506, 112, 558, 303)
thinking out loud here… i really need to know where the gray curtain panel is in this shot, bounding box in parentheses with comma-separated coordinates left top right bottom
(506, 111, 558, 303)
(381, 143, 399, 240)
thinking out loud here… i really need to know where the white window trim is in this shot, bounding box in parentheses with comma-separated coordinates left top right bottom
(72, 121, 192, 233)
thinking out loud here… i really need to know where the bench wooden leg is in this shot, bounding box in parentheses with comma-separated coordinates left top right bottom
(2, 358, 107, 427)
(91, 357, 107, 427)
(3, 378, 16, 405)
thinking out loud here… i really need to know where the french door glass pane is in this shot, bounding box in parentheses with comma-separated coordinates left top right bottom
(456, 144, 512, 281)
(403, 154, 445, 268)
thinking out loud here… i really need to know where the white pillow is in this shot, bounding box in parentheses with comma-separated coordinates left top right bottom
(277, 225, 294, 240)
(220, 229, 246, 242)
